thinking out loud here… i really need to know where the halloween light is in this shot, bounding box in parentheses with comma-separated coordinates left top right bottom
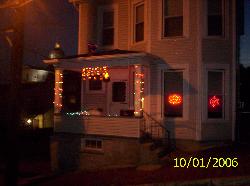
(168, 94, 182, 105)
(209, 95, 220, 108)
(54, 70, 63, 113)
(134, 65, 145, 117)
(82, 66, 110, 81)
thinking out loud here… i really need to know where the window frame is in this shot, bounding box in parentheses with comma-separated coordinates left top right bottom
(133, 1, 145, 43)
(164, 70, 184, 118)
(204, 0, 226, 38)
(203, 64, 230, 122)
(162, 0, 183, 38)
(97, 4, 118, 49)
(81, 138, 103, 152)
(85, 78, 105, 94)
(207, 70, 225, 119)
(161, 64, 189, 121)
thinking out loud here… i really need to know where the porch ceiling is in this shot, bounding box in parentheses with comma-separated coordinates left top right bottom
(43, 52, 150, 72)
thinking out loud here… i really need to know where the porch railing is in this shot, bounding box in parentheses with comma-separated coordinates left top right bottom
(141, 110, 171, 149)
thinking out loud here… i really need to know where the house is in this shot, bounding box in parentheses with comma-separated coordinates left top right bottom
(44, 0, 237, 170)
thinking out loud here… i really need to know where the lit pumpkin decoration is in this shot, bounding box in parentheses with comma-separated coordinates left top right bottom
(209, 96, 220, 108)
(168, 94, 182, 105)
(82, 66, 110, 82)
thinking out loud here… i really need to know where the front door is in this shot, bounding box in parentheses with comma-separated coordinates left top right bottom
(107, 68, 129, 116)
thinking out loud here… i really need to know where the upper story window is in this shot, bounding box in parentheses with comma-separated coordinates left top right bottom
(134, 3, 144, 42)
(98, 5, 117, 48)
(102, 11, 114, 46)
(207, 0, 224, 36)
(163, 0, 183, 37)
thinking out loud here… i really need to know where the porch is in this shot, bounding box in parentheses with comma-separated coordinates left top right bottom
(54, 114, 144, 138)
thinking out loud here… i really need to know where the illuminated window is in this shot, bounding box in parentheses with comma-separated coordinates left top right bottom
(207, 0, 224, 36)
(207, 71, 224, 118)
(164, 71, 183, 117)
(163, 0, 183, 37)
(134, 3, 144, 42)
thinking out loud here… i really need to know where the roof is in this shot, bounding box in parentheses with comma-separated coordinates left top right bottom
(45, 49, 140, 60)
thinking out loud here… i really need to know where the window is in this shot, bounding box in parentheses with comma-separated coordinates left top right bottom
(207, 0, 224, 36)
(102, 11, 114, 46)
(112, 82, 126, 102)
(207, 71, 224, 118)
(82, 139, 103, 150)
(134, 3, 144, 42)
(164, 71, 183, 117)
(89, 78, 102, 91)
(163, 0, 183, 37)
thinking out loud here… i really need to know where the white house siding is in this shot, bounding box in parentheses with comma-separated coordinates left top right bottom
(147, 0, 199, 140)
(84, 117, 141, 138)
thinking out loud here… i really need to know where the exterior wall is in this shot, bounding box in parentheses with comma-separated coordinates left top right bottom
(51, 134, 162, 171)
(79, 136, 141, 170)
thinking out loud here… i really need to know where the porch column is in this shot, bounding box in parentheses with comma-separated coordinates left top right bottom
(54, 68, 63, 114)
(134, 65, 145, 117)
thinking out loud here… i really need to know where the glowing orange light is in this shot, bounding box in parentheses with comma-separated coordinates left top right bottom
(209, 96, 220, 108)
(168, 94, 182, 105)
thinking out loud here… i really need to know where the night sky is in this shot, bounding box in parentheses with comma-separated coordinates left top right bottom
(22, 0, 78, 67)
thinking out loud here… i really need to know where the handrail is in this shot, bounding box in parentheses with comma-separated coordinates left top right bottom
(141, 110, 170, 141)
(142, 110, 167, 130)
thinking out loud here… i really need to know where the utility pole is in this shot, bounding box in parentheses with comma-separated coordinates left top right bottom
(0, 1, 31, 185)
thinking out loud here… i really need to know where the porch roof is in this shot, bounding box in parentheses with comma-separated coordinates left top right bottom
(43, 49, 150, 71)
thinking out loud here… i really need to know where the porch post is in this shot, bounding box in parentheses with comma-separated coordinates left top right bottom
(54, 68, 63, 114)
(134, 65, 145, 117)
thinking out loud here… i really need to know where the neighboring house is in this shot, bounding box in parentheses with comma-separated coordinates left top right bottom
(45, 0, 237, 170)
(21, 65, 54, 129)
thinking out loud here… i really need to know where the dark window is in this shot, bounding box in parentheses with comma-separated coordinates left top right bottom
(135, 4, 144, 42)
(85, 139, 102, 149)
(207, 0, 224, 36)
(89, 78, 102, 91)
(102, 11, 114, 46)
(62, 71, 81, 112)
(112, 82, 126, 102)
(207, 71, 224, 118)
(163, 0, 183, 37)
(164, 71, 183, 117)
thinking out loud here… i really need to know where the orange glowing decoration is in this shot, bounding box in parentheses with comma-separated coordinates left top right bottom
(168, 94, 182, 105)
(82, 66, 109, 81)
(209, 96, 220, 108)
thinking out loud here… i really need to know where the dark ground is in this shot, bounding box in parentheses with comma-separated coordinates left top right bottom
(0, 143, 249, 186)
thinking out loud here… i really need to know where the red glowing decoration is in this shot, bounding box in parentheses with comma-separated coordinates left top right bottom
(209, 96, 220, 108)
(168, 94, 182, 105)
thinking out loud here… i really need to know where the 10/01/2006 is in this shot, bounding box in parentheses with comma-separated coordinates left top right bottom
(173, 157, 238, 168)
